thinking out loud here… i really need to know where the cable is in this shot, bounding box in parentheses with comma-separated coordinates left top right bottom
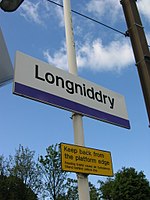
(46, 0, 150, 47)
(46, 0, 128, 37)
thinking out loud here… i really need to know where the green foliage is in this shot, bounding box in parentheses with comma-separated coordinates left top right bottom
(65, 178, 78, 200)
(99, 167, 150, 200)
(0, 155, 7, 176)
(2, 145, 150, 200)
(0, 175, 37, 200)
(89, 182, 100, 200)
(99, 178, 114, 200)
(38, 144, 68, 200)
(8, 145, 42, 195)
(57, 178, 100, 200)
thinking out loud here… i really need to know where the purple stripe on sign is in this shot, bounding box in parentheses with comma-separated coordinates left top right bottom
(14, 82, 130, 129)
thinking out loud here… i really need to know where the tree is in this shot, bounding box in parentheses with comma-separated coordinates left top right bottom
(89, 182, 100, 200)
(8, 145, 42, 195)
(0, 174, 37, 200)
(99, 178, 114, 200)
(64, 178, 78, 200)
(60, 178, 99, 200)
(38, 144, 68, 200)
(99, 167, 150, 200)
(0, 144, 102, 199)
(0, 155, 8, 176)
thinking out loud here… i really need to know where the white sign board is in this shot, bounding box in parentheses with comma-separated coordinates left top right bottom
(0, 28, 13, 86)
(13, 51, 130, 129)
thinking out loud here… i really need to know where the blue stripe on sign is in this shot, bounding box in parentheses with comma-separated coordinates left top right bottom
(14, 82, 130, 129)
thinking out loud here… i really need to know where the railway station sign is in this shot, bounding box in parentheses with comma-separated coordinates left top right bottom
(13, 51, 130, 129)
(61, 143, 113, 176)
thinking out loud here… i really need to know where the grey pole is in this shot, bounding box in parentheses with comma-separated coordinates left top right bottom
(63, 0, 90, 199)
(120, 0, 150, 127)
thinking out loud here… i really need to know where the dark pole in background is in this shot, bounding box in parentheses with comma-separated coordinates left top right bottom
(120, 0, 150, 127)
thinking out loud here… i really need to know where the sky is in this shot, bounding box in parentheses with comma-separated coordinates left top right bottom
(0, 0, 150, 186)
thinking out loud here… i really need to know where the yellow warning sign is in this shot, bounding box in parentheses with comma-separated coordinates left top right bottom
(60, 143, 113, 176)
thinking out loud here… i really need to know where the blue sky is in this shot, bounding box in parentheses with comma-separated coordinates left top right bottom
(0, 0, 150, 185)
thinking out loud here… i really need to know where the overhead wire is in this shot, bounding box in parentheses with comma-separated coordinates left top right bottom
(46, 0, 128, 37)
(46, 0, 150, 47)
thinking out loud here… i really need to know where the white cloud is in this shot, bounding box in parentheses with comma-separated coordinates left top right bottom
(20, 0, 44, 25)
(43, 38, 134, 72)
(138, 0, 150, 21)
(20, 0, 64, 27)
(77, 39, 134, 71)
(43, 47, 68, 70)
(54, 6, 64, 27)
(87, 0, 106, 17)
(86, 0, 121, 22)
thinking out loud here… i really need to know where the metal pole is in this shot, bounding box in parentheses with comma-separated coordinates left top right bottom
(120, 0, 150, 127)
(63, 0, 90, 199)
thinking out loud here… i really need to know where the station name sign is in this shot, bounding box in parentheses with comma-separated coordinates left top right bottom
(13, 51, 130, 129)
(61, 143, 113, 176)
